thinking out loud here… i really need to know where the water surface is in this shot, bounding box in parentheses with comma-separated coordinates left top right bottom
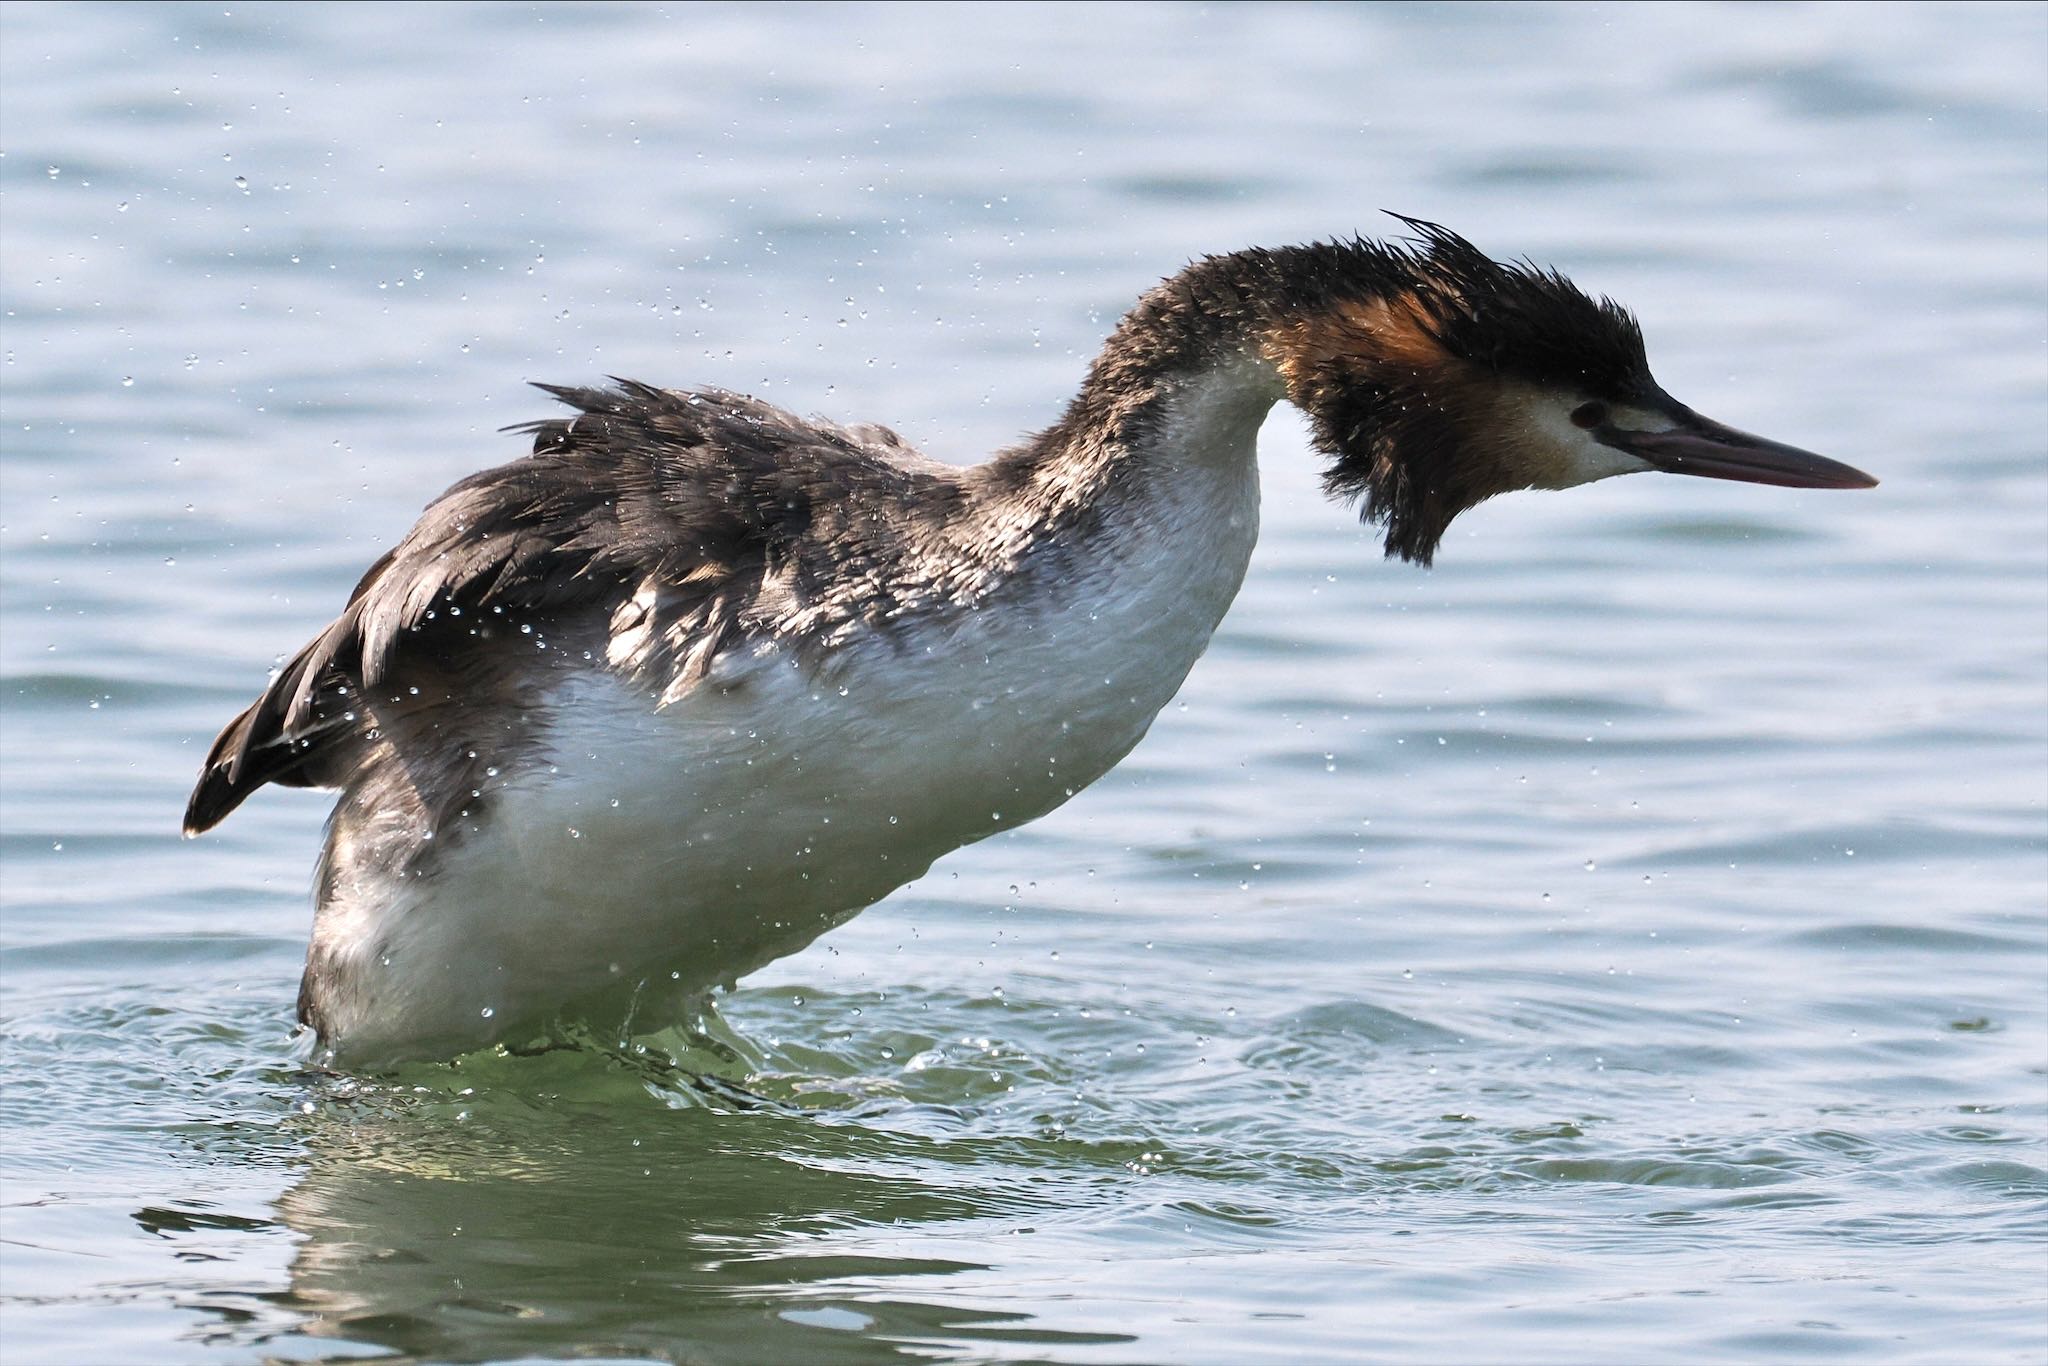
(3, 3, 2045, 1362)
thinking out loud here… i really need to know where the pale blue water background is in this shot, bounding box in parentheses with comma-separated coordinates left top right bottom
(3, 2, 2045, 1361)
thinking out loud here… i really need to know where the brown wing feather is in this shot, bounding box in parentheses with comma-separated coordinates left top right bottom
(183, 381, 951, 836)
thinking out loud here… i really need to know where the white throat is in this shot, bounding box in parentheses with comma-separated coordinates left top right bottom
(1156, 352, 1290, 473)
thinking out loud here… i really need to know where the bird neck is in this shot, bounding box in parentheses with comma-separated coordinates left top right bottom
(1044, 255, 1312, 474)
(988, 250, 1366, 529)
(997, 241, 1552, 566)
(963, 352, 1279, 584)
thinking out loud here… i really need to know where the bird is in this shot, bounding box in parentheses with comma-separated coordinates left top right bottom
(184, 218, 1877, 1070)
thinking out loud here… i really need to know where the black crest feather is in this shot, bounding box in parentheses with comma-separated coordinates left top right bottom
(1384, 215, 1655, 400)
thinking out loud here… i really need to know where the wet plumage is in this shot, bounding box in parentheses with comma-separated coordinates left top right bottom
(185, 220, 1875, 1068)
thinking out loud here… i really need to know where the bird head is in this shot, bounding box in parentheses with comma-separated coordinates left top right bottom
(1265, 219, 1877, 565)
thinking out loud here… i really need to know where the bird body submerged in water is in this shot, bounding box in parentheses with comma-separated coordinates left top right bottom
(185, 221, 1876, 1069)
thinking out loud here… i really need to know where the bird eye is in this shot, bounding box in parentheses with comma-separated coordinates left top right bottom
(1570, 402, 1607, 430)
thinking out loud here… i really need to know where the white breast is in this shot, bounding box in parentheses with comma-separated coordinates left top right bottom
(311, 392, 1268, 1067)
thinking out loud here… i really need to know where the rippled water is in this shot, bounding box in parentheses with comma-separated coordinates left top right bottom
(4, 3, 2045, 1362)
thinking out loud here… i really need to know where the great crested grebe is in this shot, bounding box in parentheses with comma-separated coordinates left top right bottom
(185, 220, 1876, 1069)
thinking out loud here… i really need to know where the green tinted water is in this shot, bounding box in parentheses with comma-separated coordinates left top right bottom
(3, 3, 2044, 1361)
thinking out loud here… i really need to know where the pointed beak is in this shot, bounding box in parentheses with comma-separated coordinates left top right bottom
(1602, 410, 1878, 490)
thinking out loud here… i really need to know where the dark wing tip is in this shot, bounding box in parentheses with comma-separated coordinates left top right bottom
(182, 776, 230, 837)
(181, 703, 260, 836)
